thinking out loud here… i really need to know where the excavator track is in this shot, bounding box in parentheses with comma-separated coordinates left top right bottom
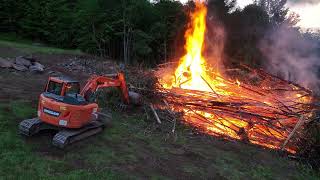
(19, 118, 104, 148)
(19, 118, 56, 136)
(52, 121, 104, 148)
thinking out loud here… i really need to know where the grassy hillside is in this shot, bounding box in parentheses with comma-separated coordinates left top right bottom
(0, 34, 82, 57)
(0, 40, 82, 56)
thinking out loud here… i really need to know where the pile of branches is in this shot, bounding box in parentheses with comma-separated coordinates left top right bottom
(154, 88, 311, 153)
(128, 64, 319, 161)
(128, 64, 320, 167)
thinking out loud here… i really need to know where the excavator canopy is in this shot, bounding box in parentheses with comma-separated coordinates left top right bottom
(46, 77, 80, 97)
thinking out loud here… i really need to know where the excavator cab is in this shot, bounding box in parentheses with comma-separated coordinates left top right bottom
(46, 77, 80, 96)
(44, 77, 87, 105)
(37, 76, 99, 129)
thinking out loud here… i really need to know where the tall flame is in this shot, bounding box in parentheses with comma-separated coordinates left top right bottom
(174, 2, 212, 92)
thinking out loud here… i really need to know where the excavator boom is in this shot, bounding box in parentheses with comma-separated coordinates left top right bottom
(81, 73, 129, 104)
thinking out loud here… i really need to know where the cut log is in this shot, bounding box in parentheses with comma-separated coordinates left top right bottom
(149, 103, 161, 124)
(281, 116, 305, 151)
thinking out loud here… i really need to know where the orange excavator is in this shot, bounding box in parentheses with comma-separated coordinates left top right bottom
(19, 73, 129, 148)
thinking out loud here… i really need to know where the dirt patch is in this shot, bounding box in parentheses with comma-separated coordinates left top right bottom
(0, 52, 117, 101)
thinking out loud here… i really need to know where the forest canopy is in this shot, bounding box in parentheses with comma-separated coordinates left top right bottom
(0, 0, 319, 67)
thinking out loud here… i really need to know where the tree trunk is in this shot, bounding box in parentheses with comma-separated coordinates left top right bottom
(123, 0, 128, 64)
(92, 23, 103, 57)
(164, 39, 167, 63)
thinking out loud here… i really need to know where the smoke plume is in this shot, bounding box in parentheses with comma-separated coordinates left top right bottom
(260, 25, 320, 92)
(288, 0, 319, 5)
(204, 15, 226, 72)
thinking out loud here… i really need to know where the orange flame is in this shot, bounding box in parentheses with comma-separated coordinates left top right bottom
(174, 2, 211, 92)
(171, 2, 229, 95)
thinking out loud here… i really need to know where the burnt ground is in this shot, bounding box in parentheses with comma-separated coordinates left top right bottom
(0, 41, 319, 179)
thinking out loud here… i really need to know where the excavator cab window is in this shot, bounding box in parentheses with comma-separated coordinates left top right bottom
(65, 83, 80, 96)
(47, 81, 63, 96)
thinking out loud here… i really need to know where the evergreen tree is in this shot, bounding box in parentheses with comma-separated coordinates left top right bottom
(255, 0, 288, 26)
(0, 0, 26, 32)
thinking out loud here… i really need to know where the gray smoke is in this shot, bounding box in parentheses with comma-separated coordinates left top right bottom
(205, 15, 226, 71)
(288, 0, 320, 5)
(260, 25, 320, 91)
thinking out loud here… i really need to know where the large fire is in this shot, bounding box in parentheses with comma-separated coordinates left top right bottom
(173, 2, 211, 92)
(158, 1, 313, 153)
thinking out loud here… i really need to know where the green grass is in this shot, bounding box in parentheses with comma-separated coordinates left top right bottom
(0, 102, 126, 179)
(0, 33, 82, 57)
(0, 101, 319, 179)
(0, 40, 82, 56)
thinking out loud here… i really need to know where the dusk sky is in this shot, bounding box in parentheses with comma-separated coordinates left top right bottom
(178, 0, 320, 29)
(237, 0, 320, 29)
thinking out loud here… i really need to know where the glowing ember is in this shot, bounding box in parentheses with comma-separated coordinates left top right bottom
(158, 1, 314, 153)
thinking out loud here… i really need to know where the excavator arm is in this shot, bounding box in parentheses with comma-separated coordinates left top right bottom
(80, 73, 129, 104)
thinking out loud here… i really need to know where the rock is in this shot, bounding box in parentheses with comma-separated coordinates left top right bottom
(29, 66, 44, 73)
(29, 62, 45, 73)
(33, 62, 45, 69)
(0, 58, 13, 68)
(12, 64, 28, 71)
(15, 56, 31, 67)
(129, 91, 143, 105)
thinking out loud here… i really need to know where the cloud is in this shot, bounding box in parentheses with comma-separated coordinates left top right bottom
(288, 1, 320, 29)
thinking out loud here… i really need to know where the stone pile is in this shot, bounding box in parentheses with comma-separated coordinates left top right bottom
(0, 56, 45, 73)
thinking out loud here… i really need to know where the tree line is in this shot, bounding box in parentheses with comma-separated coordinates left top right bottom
(1, 0, 187, 66)
(0, 0, 317, 67)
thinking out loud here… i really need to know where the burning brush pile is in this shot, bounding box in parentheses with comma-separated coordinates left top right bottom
(130, 1, 320, 161)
